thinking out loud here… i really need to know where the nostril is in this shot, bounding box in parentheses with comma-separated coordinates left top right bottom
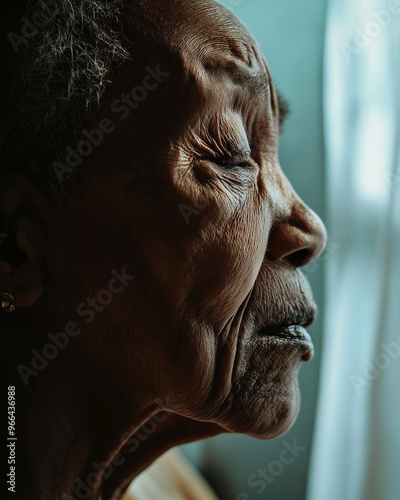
(266, 215, 326, 268)
(283, 248, 312, 268)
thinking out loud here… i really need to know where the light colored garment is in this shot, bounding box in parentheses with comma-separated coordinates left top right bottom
(123, 449, 219, 500)
(307, 1, 400, 500)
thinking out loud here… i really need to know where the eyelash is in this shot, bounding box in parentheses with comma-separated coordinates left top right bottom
(210, 157, 252, 170)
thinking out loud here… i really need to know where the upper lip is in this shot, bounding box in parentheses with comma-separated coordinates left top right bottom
(253, 304, 317, 336)
(274, 307, 316, 329)
(244, 263, 318, 337)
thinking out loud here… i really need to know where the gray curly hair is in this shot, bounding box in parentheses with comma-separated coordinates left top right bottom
(0, 0, 130, 203)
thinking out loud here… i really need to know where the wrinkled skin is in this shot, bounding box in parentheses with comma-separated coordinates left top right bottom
(0, 1, 326, 499)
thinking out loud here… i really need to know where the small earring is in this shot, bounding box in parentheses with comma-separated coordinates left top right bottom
(0, 293, 16, 313)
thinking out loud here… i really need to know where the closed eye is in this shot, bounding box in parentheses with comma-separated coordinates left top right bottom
(213, 157, 252, 170)
(208, 147, 252, 170)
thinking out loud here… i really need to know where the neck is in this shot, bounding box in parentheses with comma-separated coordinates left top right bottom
(13, 348, 147, 500)
(5, 319, 221, 500)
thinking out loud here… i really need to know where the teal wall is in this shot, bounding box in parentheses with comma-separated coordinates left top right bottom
(182, 1, 328, 499)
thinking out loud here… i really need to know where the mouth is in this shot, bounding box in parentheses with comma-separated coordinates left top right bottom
(245, 266, 318, 363)
(255, 324, 315, 362)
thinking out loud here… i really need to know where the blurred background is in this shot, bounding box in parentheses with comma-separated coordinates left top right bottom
(181, 1, 400, 499)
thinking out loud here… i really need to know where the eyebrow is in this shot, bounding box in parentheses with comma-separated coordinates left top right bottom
(247, 74, 290, 132)
(276, 90, 290, 131)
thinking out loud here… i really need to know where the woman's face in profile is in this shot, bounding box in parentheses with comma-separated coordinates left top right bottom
(2, 0, 326, 458)
(49, 0, 326, 440)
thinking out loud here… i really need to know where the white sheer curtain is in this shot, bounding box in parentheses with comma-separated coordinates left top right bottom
(307, 1, 400, 500)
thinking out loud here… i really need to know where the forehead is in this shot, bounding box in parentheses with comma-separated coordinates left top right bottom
(123, 0, 270, 97)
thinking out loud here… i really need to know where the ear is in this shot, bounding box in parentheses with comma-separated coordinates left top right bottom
(0, 176, 61, 308)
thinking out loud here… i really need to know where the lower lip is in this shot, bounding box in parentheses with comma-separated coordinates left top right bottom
(256, 325, 314, 362)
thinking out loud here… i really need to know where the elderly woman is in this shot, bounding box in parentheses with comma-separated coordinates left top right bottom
(1, 0, 326, 499)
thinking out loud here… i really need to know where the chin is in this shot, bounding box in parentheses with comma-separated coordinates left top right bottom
(217, 339, 304, 439)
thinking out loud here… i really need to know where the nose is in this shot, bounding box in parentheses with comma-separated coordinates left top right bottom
(266, 199, 327, 268)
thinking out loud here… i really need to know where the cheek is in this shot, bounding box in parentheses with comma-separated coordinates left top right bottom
(192, 210, 270, 322)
